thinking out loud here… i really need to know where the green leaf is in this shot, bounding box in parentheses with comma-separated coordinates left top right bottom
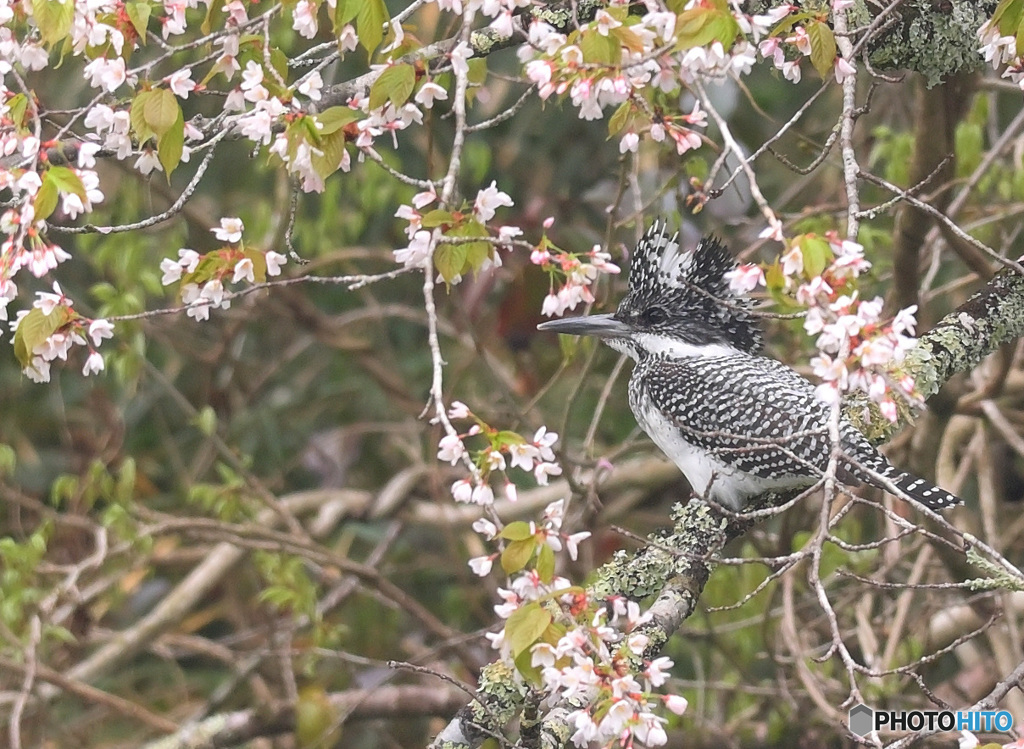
(180, 253, 224, 290)
(993, 0, 1024, 35)
(297, 115, 323, 148)
(34, 175, 60, 222)
(270, 47, 290, 87)
(311, 131, 350, 180)
(32, 0, 74, 45)
(607, 101, 633, 137)
(955, 121, 984, 177)
(495, 430, 526, 446)
(806, 20, 837, 80)
(356, 0, 389, 55)
(369, 63, 416, 110)
(157, 108, 185, 178)
(465, 242, 491, 271)
(316, 106, 360, 134)
(799, 235, 833, 278)
(498, 521, 534, 541)
(467, 57, 488, 86)
(768, 10, 816, 38)
(50, 474, 78, 507)
(45, 166, 86, 199)
(144, 88, 181, 138)
(611, 25, 645, 54)
(44, 623, 77, 645)
(13, 306, 75, 368)
(420, 209, 454, 228)
(685, 156, 709, 181)
(764, 261, 785, 302)
(505, 602, 552, 657)
(674, 7, 713, 46)
(7, 94, 28, 130)
(580, 28, 620, 65)
(536, 542, 555, 583)
(194, 406, 217, 436)
(201, 0, 224, 35)
(434, 243, 468, 284)
(126, 2, 151, 41)
(335, 0, 360, 27)
(674, 7, 739, 51)
(501, 538, 537, 574)
(130, 90, 156, 142)
(243, 247, 269, 283)
(447, 221, 490, 272)
(707, 12, 740, 51)
(513, 645, 543, 685)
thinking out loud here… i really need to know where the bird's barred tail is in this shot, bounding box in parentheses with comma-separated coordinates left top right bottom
(883, 471, 961, 511)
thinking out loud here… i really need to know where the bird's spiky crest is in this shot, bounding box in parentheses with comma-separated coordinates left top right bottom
(620, 220, 764, 353)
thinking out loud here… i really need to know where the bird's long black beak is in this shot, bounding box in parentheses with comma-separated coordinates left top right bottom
(537, 313, 630, 339)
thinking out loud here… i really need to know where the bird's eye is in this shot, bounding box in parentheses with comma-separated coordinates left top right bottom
(643, 307, 668, 325)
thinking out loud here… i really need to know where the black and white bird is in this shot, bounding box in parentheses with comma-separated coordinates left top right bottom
(538, 221, 961, 512)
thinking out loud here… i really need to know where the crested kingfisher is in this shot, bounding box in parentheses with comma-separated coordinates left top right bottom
(538, 221, 960, 512)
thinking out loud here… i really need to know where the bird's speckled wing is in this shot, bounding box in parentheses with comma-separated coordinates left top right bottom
(633, 353, 835, 481)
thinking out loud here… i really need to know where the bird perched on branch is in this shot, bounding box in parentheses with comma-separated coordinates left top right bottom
(538, 221, 961, 512)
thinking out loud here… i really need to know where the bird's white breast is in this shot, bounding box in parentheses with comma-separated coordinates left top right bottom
(633, 392, 809, 510)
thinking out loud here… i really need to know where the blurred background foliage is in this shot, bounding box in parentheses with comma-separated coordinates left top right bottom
(4, 2, 1024, 747)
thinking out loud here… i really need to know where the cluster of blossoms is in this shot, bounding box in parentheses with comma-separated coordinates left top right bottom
(438, 400, 563, 505)
(728, 231, 919, 422)
(532, 598, 688, 747)
(532, 221, 621, 317)
(758, 2, 857, 85)
(8, 282, 113, 383)
(474, 511, 687, 749)
(0, 135, 106, 359)
(518, 6, 719, 154)
(160, 218, 287, 321)
(516, 0, 856, 155)
(393, 182, 518, 281)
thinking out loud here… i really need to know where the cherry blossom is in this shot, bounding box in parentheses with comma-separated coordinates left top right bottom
(82, 350, 104, 376)
(725, 263, 765, 294)
(451, 478, 473, 502)
(166, 68, 196, 98)
(472, 517, 498, 538)
(34, 282, 69, 316)
(394, 230, 434, 268)
(437, 434, 466, 464)
(468, 556, 494, 576)
(415, 81, 449, 108)
(473, 181, 514, 222)
(87, 319, 114, 347)
(212, 218, 244, 243)
(449, 41, 472, 76)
